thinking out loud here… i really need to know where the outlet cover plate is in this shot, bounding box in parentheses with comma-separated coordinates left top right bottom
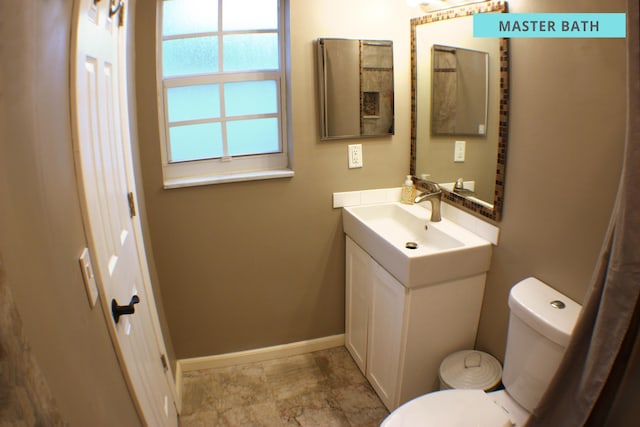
(348, 144, 363, 168)
(454, 140, 466, 162)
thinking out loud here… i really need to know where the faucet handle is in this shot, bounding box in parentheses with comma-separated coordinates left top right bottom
(454, 178, 464, 191)
(422, 179, 441, 193)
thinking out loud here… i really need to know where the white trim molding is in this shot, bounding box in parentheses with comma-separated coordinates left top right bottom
(175, 334, 345, 410)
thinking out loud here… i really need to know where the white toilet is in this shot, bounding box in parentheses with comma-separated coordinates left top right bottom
(381, 277, 582, 427)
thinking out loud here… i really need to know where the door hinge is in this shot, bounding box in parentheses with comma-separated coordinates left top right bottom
(160, 354, 169, 372)
(127, 192, 136, 218)
(118, 2, 125, 27)
(109, 0, 125, 27)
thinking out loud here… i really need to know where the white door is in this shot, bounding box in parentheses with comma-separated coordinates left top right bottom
(70, 1, 178, 425)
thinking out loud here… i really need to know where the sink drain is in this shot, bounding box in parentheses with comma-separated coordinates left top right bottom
(405, 242, 418, 250)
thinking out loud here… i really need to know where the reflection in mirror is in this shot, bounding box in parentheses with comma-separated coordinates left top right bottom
(410, 1, 509, 221)
(317, 38, 394, 140)
(431, 45, 488, 136)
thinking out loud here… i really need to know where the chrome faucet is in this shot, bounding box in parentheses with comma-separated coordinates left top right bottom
(414, 181, 442, 222)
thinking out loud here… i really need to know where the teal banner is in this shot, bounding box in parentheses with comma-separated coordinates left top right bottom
(474, 13, 626, 38)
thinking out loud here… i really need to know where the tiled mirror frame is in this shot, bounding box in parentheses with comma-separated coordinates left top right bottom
(410, 1, 510, 222)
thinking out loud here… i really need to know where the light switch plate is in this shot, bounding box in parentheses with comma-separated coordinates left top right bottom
(348, 144, 363, 168)
(454, 140, 466, 162)
(79, 248, 99, 307)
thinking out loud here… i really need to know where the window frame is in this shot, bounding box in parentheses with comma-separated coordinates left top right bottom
(156, 0, 293, 189)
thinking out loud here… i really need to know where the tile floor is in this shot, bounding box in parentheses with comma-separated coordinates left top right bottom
(179, 346, 389, 426)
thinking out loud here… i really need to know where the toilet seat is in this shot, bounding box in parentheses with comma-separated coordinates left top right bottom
(381, 389, 513, 427)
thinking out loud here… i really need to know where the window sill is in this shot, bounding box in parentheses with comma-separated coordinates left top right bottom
(163, 169, 294, 189)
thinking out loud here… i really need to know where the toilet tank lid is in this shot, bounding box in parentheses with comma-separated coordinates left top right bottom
(508, 277, 582, 347)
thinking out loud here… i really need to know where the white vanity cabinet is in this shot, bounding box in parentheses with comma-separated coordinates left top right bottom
(366, 255, 407, 407)
(345, 236, 486, 411)
(345, 235, 374, 373)
(346, 237, 407, 408)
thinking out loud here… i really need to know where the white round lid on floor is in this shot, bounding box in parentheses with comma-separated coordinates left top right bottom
(440, 350, 503, 391)
(381, 389, 513, 427)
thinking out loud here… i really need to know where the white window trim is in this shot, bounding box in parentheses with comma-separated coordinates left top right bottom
(155, 0, 293, 189)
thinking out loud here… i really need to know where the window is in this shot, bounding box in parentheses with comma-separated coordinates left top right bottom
(158, 0, 292, 188)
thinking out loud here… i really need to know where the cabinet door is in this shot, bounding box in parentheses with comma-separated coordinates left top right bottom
(345, 237, 370, 374)
(367, 262, 407, 410)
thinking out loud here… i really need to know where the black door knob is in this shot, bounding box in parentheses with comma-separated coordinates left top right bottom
(112, 295, 140, 324)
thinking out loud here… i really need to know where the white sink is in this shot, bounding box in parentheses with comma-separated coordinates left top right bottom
(342, 202, 492, 288)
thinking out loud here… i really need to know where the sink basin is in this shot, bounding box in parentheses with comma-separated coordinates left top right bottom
(343, 202, 492, 288)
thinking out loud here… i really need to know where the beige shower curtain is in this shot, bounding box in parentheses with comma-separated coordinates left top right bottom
(525, 2, 640, 426)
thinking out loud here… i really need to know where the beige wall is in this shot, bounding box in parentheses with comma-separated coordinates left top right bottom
(135, 0, 415, 358)
(0, 0, 629, 422)
(0, 0, 142, 424)
(475, 0, 627, 359)
(137, 0, 626, 368)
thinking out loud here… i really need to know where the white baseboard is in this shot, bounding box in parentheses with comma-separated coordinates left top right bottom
(175, 334, 345, 411)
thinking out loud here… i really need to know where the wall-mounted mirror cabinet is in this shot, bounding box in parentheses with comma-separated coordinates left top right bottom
(411, 1, 509, 221)
(317, 38, 394, 140)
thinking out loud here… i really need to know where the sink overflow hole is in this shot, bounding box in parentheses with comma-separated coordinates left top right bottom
(406, 242, 418, 250)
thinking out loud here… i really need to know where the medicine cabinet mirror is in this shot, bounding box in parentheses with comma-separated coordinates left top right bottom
(317, 38, 394, 140)
(411, 1, 509, 221)
(431, 44, 488, 136)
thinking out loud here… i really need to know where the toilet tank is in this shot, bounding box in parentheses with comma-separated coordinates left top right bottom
(502, 277, 582, 412)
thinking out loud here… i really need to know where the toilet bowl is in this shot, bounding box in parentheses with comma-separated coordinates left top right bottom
(381, 388, 529, 427)
(381, 277, 582, 427)
(380, 389, 509, 427)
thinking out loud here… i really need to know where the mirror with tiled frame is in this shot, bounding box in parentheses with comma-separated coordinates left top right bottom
(410, 1, 509, 221)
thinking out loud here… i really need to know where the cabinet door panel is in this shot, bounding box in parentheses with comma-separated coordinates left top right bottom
(367, 262, 406, 410)
(345, 237, 370, 374)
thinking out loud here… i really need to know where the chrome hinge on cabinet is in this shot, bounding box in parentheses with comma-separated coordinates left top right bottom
(127, 192, 136, 218)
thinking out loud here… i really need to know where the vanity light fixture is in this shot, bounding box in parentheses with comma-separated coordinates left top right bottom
(406, 0, 447, 12)
(408, 0, 486, 12)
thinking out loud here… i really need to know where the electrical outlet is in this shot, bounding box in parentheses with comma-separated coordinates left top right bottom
(348, 144, 363, 168)
(454, 140, 466, 162)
